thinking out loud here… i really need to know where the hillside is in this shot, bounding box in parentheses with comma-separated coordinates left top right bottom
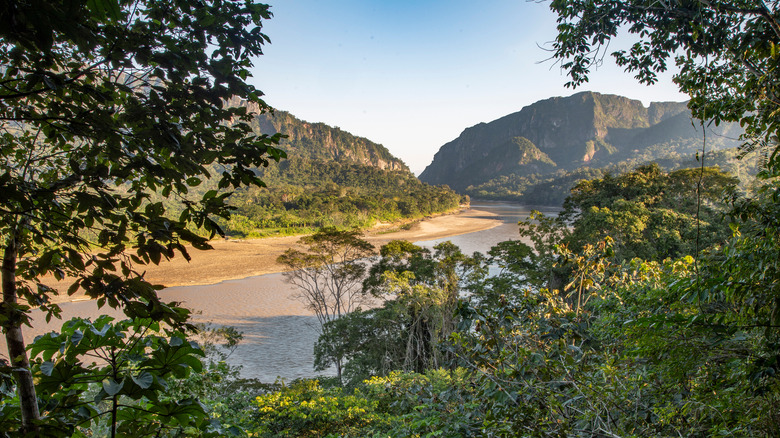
(419, 91, 744, 195)
(205, 100, 464, 237)
(229, 97, 408, 171)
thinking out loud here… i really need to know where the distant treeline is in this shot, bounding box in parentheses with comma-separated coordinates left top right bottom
(217, 158, 466, 237)
(465, 146, 762, 204)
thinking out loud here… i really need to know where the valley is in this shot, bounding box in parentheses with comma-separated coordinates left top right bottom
(3, 1, 778, 435)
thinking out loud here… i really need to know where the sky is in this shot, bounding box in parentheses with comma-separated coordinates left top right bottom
(249, 0, 688, 175)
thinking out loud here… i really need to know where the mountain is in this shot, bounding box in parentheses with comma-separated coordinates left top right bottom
(437, 136, 557, 188)
(203, 100, 463, 236)
(419, 91, 743, 192)
(231, 98, 408, 172)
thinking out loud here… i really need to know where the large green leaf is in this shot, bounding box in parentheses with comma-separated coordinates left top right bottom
(102, 378, 124, 396)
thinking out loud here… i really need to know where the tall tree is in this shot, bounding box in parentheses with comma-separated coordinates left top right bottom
(361, 240, 484, 373)
(0, 0, 283, 432)
(277, 227, 375, 380)
(550, 0, 780, 175)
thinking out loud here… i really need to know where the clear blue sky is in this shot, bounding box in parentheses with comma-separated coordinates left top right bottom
(250, 0, 687, 175)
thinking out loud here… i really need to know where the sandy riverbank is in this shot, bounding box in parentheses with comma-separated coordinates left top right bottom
(46, 207, 501, 304)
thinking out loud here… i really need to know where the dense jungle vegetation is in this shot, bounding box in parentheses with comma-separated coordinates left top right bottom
(217, 158, 466, 237)
(239, 164, 780, 437)
(466, 146, 762, 205)
(2, 0, 780, 437)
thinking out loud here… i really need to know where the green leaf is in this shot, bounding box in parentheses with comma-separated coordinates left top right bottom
(102, 378, 124, 396)
(70, 329, 83, 345)
(87, 0, 122, 21)
(132, 371, 154, 389)
(66, 280, 82, 296)
(40, 361, 55, 376)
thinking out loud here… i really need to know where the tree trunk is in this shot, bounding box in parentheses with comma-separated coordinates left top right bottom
(549, 269, 564, 295)
(2, 238, 40, 433)
(110, 347, 118, 438)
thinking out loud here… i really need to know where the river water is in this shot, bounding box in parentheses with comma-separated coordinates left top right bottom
(19, 202, 558, 382)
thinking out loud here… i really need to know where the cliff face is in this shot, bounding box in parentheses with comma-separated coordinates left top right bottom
(229, 98, 408, 172)
(419, 91, 738, 191)
(436, 136, 557, 188)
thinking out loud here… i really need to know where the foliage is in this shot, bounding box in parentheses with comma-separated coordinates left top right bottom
(445, 184, 777, 437)
(357, 369, 480, 437)
(0, 317, 281, 437)
(0, 316, 211, 437)
(314, 306, 407, 386)
(251, 379, 388, 438)
(507, 164, 737, 284)
(167, 324, 257, 436)
(0, 0, 284, 432)
(278, 227, 375, 380)
(364, 241, 485, 303)
(250, 369, 479, 438)
(220, 158, 465, 237)
(549, 0, 780, 176)
(500, 164, 739, 303)
(560, 163, 737, 260)
(468, 184, 779, 436)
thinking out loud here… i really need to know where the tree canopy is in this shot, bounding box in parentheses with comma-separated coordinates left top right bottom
(0, 0, 283, 432)
(550, 0, 780, 175)
(560, 163, 738, 260)
(277, 227, 375, 380)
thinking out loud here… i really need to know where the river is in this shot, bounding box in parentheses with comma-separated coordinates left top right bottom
(17, 201, 558, 382)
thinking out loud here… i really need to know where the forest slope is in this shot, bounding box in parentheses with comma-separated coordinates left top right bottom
(205, 101, 465, 237)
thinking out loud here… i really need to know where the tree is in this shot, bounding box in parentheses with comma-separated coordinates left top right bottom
(0, 0, 284, 432)
(367, 241, 482, 334)
(277, 227, 375, 380)
(380, 270, 451, 373)
(319, 240, 485, 377)
(549, 0, 780, 175)
(313, 306, 406, 384)
(560, 164, 738, 261)
(20, 317, 210, 437)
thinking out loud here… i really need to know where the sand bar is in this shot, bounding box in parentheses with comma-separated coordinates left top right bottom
(45, 206, 501, 304)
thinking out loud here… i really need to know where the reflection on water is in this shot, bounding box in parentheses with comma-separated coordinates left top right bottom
(220, 315, 324, 382)
(17, 201, 558, 382)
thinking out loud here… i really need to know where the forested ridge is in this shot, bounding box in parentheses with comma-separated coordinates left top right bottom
(218, 157, 466, 237)
(204, 101, 465, 237)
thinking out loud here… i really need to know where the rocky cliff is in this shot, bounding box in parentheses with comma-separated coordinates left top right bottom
(230, 98, 408, 172)
(419, 91, 741, 191)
